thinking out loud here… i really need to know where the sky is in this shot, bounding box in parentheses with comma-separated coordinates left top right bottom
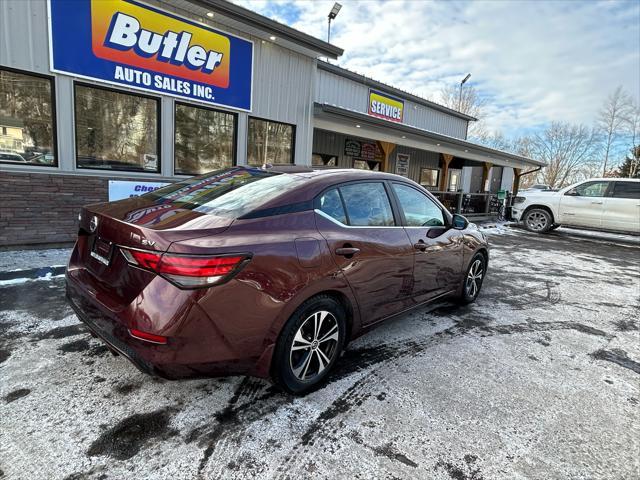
(233, 0, 640, 142)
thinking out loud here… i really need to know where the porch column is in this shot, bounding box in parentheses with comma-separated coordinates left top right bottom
(439, 153, 454, 191)
(481, 162, 493, 192)
(377, 141, 396, 172)
(512, 168, 521, 195)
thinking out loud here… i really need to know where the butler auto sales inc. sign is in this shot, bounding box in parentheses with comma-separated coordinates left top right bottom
(48, 0, 253, 111)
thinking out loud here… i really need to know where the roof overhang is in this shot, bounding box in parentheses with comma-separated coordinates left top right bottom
(184, 0, 344, 59)
(314, 103, 546, 169)
(318, 62, 477, 122)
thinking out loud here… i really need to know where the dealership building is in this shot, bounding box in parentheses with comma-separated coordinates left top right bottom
(0, 0, 544, 248)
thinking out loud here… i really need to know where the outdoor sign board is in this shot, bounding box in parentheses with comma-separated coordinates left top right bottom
(368, 89, 404, 123)
(395, 153, 410, 177)
(48, 0, 253, 111)
(108, 180, 169, 201)
(344, 139, 383, 162)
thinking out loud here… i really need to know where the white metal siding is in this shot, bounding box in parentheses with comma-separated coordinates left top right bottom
(315, 69, 469, 140)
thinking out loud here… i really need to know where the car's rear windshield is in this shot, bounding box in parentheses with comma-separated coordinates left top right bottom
(143, 167, 305, 218)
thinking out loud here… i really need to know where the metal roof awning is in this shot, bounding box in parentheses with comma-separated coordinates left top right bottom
(314, 103, 546, 170)
(185, 0, 344, 59)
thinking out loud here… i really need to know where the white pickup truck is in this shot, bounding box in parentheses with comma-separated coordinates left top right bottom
(511, 178, 640, 234)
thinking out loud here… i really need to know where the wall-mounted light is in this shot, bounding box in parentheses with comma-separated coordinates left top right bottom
(269, 35, 277, 41)
(206, 12, 214, 18)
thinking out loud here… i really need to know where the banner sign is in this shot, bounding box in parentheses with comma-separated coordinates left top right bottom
(368, 89, 404, 123)
(108, 180, 169, 201)
(395, 153, 410, 177)
(48, 0, 253, 111)
(344, 139, 383, 162)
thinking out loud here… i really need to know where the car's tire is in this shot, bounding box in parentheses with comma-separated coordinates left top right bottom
(523, 208, 553, 233)
(456, 253, 487, 305)
(272, 295, 347, 395)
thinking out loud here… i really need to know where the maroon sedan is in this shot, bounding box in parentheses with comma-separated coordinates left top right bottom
(66, 166, 488, 393)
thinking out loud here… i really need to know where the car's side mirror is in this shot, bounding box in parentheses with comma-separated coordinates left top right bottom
(452, 214, 469, 230)
(565, 188, 579, 196)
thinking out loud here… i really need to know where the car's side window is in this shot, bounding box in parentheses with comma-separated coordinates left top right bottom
(572, 181, 610, 197)
(611, 182, 640, 200)
(392, 183, 445, 227)
(318, 188, 347, 224)
(339, 182, 395, 226)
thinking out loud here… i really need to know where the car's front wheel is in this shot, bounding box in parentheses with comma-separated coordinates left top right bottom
(523, 208, 553, 233)
(456, 253, 487, 304)
(273, 295, 346, 394)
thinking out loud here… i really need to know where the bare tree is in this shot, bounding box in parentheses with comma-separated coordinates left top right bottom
(624, 101, 640, 178)
(439, 83, 486, 136)
(597, 86, 633, 175)
(526, 122, 598, 188)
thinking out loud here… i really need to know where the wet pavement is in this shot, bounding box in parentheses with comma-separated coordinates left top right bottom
(1, 227, 639, 479)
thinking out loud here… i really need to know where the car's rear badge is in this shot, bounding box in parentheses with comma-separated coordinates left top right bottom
(89, 216, 98, 233)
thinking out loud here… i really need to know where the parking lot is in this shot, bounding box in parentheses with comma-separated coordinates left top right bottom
(1, 226, 639, 480)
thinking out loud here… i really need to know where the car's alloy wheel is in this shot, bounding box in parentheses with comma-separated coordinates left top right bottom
(456, 253, 486, 304)
(273, 295, 346, 394)
(289, 310, 339, 381)
(466, 259, 484, 298)
(524, 209, 552, 233)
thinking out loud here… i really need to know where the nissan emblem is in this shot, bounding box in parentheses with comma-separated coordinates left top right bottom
(89, 215, 99, 233)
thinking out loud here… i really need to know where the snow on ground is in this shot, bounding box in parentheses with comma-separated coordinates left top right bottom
(0, 248, 71, 272)
(0, 228, 639, 479)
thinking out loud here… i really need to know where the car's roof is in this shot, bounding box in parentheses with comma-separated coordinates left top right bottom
(250, 166, 423, 212)
(269, 165, 410, 182)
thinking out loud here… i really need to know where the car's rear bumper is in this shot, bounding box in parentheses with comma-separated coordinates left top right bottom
(65, 266, 270, 379)
(66, 286, 157, 376)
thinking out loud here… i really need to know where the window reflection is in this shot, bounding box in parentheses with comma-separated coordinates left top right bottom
(175, 103, 235, 175)
(75, 84, 159, 172)
(247, 118, 294, 165)
(0, 69, 56, 166)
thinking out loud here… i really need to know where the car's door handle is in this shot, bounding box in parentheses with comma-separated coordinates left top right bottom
(335, 247, 360, 256)
(413, 241, 428, 251)
(591, 201, 603, 204)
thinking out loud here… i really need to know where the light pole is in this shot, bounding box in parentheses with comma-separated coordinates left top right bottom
(458, 73, 471, 111)
(327, 3, 342, 43)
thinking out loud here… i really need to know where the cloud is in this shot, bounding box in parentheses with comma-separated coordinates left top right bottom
(233, 0, 640, 142)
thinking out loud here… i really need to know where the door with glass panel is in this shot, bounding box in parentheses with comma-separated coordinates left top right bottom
(559, 181, 610, 228)
(314, 182, 415, 325)
(390, 182, 464, 304)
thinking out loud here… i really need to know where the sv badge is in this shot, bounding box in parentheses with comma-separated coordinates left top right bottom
(141, 239, 156, 247)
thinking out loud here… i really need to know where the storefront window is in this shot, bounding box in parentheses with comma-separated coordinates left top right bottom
(0, 68, 56, 166)
(353, 160, 380, 171)
(75, 84, 159, 172)
(175, 103, 236, 175)
(247, 117, 294, 165)
(420, 168, 439, 189)
(312, 154, 337, 167)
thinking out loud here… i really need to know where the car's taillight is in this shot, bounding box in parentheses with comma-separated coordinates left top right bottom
(120, 248, 250, 288)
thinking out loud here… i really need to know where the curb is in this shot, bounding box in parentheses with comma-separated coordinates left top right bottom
(0, 266, 67, 282)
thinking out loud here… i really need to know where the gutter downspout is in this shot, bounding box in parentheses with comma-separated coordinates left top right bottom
(513, 166, 542, 196)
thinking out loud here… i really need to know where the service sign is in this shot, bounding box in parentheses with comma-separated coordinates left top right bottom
(48, 0, 253, 111)
(368, 89, 404, 123)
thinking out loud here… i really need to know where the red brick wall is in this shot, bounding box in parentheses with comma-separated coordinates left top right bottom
(0, 171, 159, 248)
